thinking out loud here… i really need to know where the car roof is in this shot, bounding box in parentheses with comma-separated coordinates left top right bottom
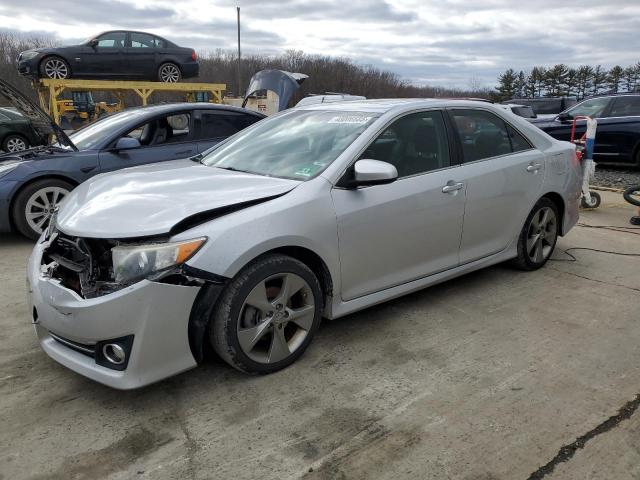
(116, 102, 265, 117)
(294, 98, 504, 114)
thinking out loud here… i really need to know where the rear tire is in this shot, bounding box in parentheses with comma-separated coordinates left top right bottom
(158, 63, 182, 83)
(512, 197, 559, 271)
(210, 254, 323, 374)
(12, 178, 74, 240)
(2, 134, 29, 152)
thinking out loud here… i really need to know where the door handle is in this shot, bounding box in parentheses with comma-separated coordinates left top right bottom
(526, 163, 542, 172)
(442, 182, 464, 193)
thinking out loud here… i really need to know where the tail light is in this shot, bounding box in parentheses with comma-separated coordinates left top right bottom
(191, 50, 197, 61)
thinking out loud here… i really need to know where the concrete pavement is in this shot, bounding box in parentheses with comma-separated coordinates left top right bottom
(1, 190, 639, 480)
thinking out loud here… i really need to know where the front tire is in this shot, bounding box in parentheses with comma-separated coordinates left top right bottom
(210, 254, 323, 374)
(2, 134, 29, 152)
(12, 178, 73, 240)
(40, 56, 70, 80)
(512, 198, 559, 271)
(158, 63, 182, 83)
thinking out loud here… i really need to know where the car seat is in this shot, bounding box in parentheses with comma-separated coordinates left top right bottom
(151, 119, 173, 145)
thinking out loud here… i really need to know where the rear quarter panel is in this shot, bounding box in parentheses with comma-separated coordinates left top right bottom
(542, 141, 581, 235)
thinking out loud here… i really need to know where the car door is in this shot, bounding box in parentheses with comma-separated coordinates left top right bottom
(194, 110, 262, 152)
(599, 96, 640, 163)
(541, 97, 614, 160)
(84, 32, 128, 76)
(331, 110, 466, 301)
(126, 32, 158, 78)
(98, 112, 197, 172)
(448, 109, 545, 263)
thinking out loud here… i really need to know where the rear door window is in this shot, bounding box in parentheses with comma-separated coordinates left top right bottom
(197, 111, 261, 139)
(609, 96, 640, 117)
(130, 33, 158, 48)
(450, 110, 513, 162)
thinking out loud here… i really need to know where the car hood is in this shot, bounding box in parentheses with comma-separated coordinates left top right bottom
(56, 160, 301, 238)
(0, 78, 76, 150)
(243, 70, 309, 112)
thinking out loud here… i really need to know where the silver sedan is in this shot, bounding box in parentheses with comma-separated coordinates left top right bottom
(28, 99, 582, 389)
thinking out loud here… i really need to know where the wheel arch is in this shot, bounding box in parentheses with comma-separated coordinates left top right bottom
(38, 54, 72, 75)
(540, 191, 566, 235)
(186, 244, 335, 364)
(8, 174, 78, 228)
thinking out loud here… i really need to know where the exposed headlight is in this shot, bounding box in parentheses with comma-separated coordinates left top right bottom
(20, 50, 40, 60)
(0, 162, 20, 178)
(112, 237, 206, 284)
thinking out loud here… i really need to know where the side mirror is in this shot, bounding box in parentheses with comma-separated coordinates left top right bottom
(557, 112, 571, 122)
(89, 38, 98, 48)
(114, 137, 141, 151)
(345, 159, 398, 188)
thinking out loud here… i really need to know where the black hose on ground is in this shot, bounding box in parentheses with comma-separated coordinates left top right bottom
(623, 185, 640, 225)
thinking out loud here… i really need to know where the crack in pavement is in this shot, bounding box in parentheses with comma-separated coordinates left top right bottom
(526, 394, 640, 480)
(548, 266, 640, 293)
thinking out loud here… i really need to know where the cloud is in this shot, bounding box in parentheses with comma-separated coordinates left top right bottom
(0, 0, 638, 87)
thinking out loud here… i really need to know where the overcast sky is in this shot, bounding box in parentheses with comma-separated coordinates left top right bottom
(1, 0, 639, 88)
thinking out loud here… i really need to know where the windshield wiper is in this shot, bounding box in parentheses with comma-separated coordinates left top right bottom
(215, 166, 254, 174)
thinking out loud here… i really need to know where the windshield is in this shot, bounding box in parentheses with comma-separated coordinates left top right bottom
(202, 110, 379, 180)
(69, 109, 151, 150)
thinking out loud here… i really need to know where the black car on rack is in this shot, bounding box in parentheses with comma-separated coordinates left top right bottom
(532, 93, 640, 166)
(17, 30, 199, 83)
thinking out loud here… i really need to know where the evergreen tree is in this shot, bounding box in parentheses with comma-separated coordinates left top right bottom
(515, 70, 526, 97)
(566, 68, 578, 97)
(576, 65, 593, 99)
(544, 64, 569, 97)
(495, 68, 518, 101)
(591, 65, 608, 95)
(531, 66, 547, 97)
(524, 70, 537, 98)
(607, 65, 624, 93)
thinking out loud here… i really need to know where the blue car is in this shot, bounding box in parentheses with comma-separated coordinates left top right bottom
(0, 79, 265, 239)
(532, 93, 640, 167)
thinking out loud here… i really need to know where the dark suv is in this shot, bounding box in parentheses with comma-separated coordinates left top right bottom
(532, 94, 640, 166)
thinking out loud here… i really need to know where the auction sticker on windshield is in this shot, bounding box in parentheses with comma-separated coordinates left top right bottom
(328, 115, 373, 124)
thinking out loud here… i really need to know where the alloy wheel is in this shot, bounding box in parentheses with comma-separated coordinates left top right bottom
(5, 137, 27, 152)
(159, 64, 180, 83)
(24, 186, 69, 234)
(526, 206, 557, 263)
(44, 59, 69, 79)
(237, 272, 315, 364)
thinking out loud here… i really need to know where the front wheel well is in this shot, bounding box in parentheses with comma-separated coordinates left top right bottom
(8, 175, 78, 228)
(38, 55, 70, 73)
(267, 246, 334, 304)
(541, 192, 566, 235)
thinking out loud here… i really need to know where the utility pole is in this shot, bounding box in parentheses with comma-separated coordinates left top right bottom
(237, 6, 242, 97)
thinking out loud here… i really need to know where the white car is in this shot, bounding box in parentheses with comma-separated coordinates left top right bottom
(28, 99, 582, 389)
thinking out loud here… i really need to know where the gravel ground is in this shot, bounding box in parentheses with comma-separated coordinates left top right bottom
(592, 165, 640, 189)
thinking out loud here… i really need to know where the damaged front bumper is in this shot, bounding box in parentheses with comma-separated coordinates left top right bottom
(27, 236, 205, 390)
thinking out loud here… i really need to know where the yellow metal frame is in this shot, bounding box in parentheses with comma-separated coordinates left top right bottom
(35, 78, 226, 125)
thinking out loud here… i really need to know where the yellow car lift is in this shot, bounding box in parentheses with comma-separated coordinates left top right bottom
(34, 78, 226, 126)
